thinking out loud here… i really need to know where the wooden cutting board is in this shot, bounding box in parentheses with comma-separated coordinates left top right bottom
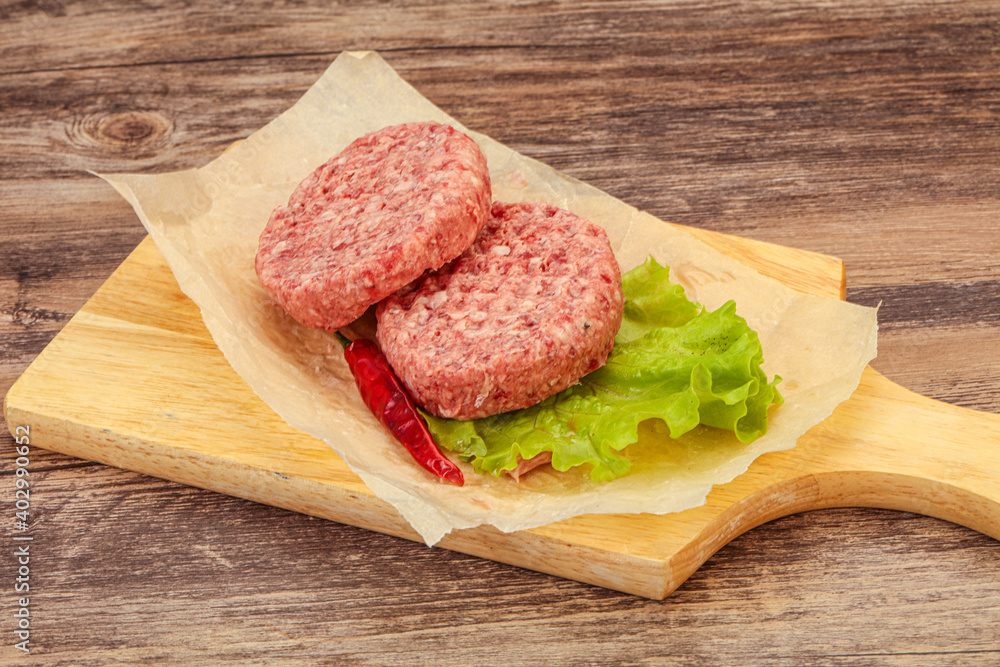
(6, 231, 1000, 600)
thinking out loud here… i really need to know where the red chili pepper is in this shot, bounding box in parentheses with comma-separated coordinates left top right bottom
(335, 333, 464, 486)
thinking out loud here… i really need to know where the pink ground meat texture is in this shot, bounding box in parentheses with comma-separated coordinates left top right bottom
(376, 201, 625, 420)
(255, 121, 491, 330)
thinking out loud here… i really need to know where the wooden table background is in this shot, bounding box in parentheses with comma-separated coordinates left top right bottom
(2, 1, 999, 664)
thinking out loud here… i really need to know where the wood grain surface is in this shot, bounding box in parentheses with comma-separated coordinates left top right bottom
(2, 1, 999, 664)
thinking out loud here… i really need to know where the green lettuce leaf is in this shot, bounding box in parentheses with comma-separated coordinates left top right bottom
(422, 256, 783, 482)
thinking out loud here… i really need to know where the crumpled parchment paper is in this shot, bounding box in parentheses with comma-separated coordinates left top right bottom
(99, 51, 878, 545)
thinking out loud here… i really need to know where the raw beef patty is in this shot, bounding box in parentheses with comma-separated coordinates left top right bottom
(377, 201, 624, 420)
(255, 121, 491, 330)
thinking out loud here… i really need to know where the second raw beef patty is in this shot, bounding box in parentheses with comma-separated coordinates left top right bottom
(377, 201, 624, 420)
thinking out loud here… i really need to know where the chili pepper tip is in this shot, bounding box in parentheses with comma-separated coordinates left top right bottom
(441, 465, 465, 486)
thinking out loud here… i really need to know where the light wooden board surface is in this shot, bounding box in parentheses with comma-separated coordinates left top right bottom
(8, 229, 999, 599)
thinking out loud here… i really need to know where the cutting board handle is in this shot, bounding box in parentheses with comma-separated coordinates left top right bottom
(839, 369, 1000, 537)
(669, 367, 1000, 600)
(750, 368, 1000, 541)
